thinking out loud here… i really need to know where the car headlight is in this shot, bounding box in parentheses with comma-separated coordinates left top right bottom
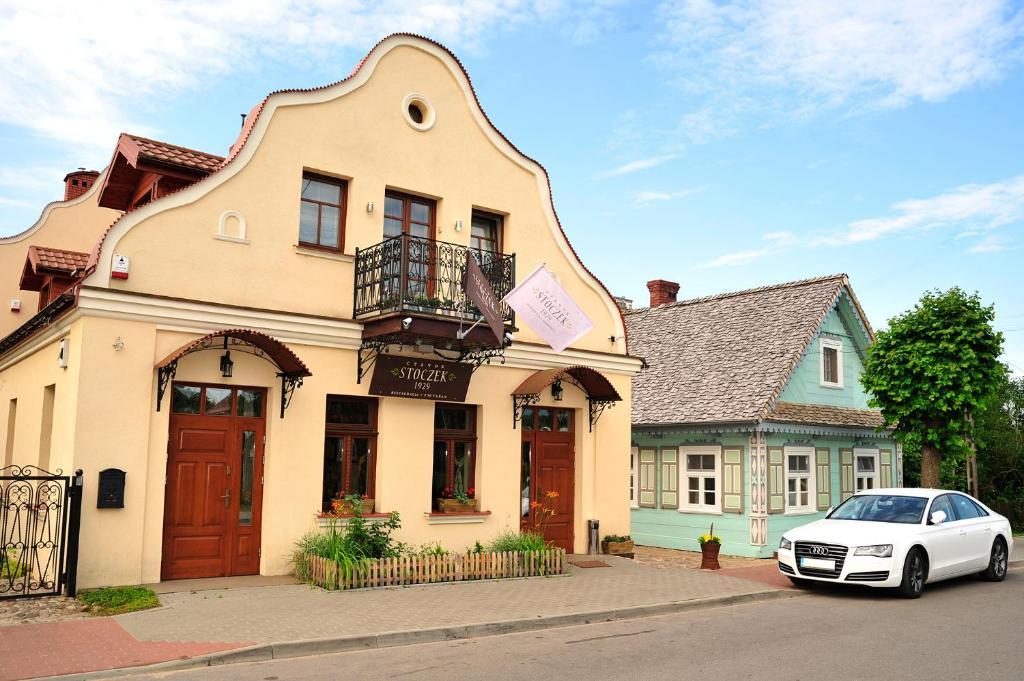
(779, 537, 792, 551)
(854, 544, 893, 558)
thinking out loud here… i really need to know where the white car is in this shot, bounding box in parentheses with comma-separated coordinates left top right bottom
(777, 488, 1013, 598)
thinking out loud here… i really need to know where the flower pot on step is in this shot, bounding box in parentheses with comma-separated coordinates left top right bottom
(700, 542, 721, 570)
(601, 540, 635, 555)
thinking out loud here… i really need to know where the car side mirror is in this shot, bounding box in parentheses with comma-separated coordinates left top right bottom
(930, 510, 947, 525)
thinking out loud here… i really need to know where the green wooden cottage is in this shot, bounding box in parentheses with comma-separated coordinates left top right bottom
(625, 274, 900, 558)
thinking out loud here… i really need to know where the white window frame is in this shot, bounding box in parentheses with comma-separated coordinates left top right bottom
(680, 446, 721, 514)
(854, 448, 879, 492)
(784, 446, 816, 515)
(819, 338, 844, 388)
(630, 446, 639, 509)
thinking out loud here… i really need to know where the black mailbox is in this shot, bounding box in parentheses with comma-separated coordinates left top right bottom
(97, 468, 126, 509)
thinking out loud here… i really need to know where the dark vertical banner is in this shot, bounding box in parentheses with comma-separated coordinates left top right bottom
(465, 252, 506, 343)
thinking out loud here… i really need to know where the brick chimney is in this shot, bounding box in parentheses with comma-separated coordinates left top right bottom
(647, 279, 680, 307)
(63, 169, 100, 201)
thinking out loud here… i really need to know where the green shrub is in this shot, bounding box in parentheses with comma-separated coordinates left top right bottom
(78, 586, 160, 615)
(293, 511, 407, 583)
(602, 534, 632, 543)
(1, 549, 27, 579)
(487, 530, 547, 553)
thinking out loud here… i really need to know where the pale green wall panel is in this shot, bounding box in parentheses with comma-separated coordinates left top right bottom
(777, 307, 871, 409)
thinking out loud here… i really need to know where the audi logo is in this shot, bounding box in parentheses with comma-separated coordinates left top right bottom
(809, 545, 830, 556)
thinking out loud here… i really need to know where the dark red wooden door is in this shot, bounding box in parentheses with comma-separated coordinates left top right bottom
(522, 407, 575, 552)
(162, 385, 266, 580)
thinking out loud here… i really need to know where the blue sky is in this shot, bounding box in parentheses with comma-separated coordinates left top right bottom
(1, 1, 1022, 372)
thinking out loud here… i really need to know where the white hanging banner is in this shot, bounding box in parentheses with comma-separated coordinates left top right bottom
(502, 264, 594, 353)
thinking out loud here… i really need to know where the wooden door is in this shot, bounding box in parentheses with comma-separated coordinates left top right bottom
(162, 384, 266, 580)
(522, 407, 575, 552)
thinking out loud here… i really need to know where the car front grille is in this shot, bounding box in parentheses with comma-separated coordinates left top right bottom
(794, 541, 848, 579)
(846, 571, 889, 582)
(778, 561, 795, 575)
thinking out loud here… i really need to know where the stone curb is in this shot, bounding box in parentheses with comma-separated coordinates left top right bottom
(34, 588, 798, 680)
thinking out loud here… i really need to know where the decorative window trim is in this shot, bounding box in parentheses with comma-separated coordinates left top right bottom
(215, 210, 249, 244)
(424, 510, 491, 525)
(819, 337, 844, 388)
(630, 445, 639, 509)
(854, 447, 880, 492)
(659, 447, 678, 510)
(679, 445, 722, 515)
(638, 448, 657, 508)
(293, 245, 355, 263)
(402, 93, 436, 131)
(784, 445, 816, 515)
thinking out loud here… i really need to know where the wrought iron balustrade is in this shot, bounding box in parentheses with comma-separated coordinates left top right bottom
(354, 234, 515, 325)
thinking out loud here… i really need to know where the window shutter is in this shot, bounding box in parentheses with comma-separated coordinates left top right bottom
(722, 447, 744, 513)
(767, 446, 784, 514)
(639, 448, 657, 508)
(880, 449, 893, 488)
(815, 447, 831, 511)
(840, 448, 854, 501)
(659, 448, 678, 509)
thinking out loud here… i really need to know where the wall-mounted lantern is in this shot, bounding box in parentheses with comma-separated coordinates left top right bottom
(219, 337, 234, 378)
(551, 379, 564, 401)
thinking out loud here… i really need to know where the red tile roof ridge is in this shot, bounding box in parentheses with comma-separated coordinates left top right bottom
(123, 133, 225, 162)
(88, 34, 629, 344)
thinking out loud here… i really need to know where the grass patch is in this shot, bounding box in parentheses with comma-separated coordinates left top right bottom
(78, 586, 160, 616)
(487, 530, 547, 553)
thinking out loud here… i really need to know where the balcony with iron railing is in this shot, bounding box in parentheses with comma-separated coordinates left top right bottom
(353, 234, 515, 345)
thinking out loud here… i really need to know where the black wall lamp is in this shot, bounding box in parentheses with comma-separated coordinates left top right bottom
(551, 379, 564, 401)
(219, 338, 234, 378)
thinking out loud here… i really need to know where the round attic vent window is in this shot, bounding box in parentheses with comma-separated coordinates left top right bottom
(402, 94, 435, 131)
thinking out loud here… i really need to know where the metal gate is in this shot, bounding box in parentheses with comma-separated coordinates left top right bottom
(0, 465, 82, 599)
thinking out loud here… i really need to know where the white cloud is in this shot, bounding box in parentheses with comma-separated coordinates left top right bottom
(701, 175, 1024, 266)
(0, 1, 581, 151)
(657, 0, 1024, 117)
(0, 196, 36, 208)
(597, 153, 679, 178)
(634, 186, 705, 204)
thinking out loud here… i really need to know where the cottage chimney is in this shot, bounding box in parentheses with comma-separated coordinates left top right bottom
(647, 279, 680, 307)
(63, 168, 100, 201)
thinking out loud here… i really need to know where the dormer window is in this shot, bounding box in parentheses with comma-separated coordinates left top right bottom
(820, 338, 843, 388)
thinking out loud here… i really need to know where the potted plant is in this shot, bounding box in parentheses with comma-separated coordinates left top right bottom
(436, 487, 479, 513)
(600, 534, 635, 556)
(698, 523, 722, 570)
(330, 493, 374, 516)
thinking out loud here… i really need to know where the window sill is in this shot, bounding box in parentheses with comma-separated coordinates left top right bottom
(214, 234, 250, 245)
(678, 507, 723, 516)
(818, 382, 844, 389)
(317, 513, 392, 527)
(424, 511, 492, 525)
(294, 245, 354, 262)
(784, 508, 819, 517)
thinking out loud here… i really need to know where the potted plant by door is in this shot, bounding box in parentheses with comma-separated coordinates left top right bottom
(436, 487, 479, 513)
(600, 534, 635, 556)
(698, 524, 722, 570)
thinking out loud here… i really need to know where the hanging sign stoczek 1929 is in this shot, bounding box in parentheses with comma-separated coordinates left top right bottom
(368, 355, 473, 401)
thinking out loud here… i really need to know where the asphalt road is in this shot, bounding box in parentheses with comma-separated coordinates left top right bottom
(124, 568, 1024, 681)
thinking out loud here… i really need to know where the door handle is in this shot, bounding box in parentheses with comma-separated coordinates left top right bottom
(221, 489, 231, 508)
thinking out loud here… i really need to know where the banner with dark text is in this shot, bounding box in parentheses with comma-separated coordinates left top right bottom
(368, 355, 473, 401)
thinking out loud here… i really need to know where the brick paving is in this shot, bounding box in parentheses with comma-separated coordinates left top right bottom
(0, 556, 782, 679)
(117, 556, 776, 645)
(0, 619, 247, 681)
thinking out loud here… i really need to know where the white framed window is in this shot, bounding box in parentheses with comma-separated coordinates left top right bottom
(681, 447, 720, 513)
(784, 446, 815, 514)
(819, 338, 843, 388)
(855, 448, 879, 491)
(630, 446, 639, 509)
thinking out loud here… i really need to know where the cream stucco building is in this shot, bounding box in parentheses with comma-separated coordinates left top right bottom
(0, 34, 641, 588)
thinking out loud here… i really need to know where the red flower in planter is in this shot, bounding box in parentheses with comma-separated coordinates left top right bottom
(466, 487, 476, 499)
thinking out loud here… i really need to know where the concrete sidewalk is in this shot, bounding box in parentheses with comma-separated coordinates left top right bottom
(4, 556, 788, 681)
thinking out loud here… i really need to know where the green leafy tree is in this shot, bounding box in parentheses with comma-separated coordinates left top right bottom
(976, 371, 1024, 508)
(861, 288, 1003, 488)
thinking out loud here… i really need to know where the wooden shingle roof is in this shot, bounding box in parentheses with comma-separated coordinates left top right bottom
(625, 274, 871, 427)
(767, 402, 885, 429)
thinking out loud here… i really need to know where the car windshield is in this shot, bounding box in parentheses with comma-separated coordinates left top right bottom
(828, 494, 928, 524)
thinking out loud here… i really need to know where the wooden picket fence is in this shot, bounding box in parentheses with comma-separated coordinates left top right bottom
(304, 549, 565, 591)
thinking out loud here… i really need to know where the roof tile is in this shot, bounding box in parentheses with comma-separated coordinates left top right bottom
(29, 246, 90, 274)
(768, 401, 886, 429)
(126, 134, 224, 173)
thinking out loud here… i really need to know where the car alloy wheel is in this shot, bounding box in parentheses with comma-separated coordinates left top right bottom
(899, 549, 925, 598)
(908, 554, 923, 593)
(994, 543, 1007, 578)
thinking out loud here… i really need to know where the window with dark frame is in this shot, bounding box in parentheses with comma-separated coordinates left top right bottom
(321, 396, 377, 512)
(432, 403, 477, 503)
(384, 190, 435, 300)
(470, 210, 502, 265)
(300, 172, 347, 251)
(823, 346, 839, 383)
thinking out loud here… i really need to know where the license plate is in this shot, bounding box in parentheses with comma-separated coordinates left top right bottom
(799, 557, 835, 571)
